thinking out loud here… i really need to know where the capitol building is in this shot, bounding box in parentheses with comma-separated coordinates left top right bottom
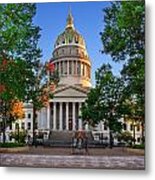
(38, 11, 91, 132)
(1, 11, 142, 145)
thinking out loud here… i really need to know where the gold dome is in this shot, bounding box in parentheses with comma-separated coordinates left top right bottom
(54, 10, 86, 48)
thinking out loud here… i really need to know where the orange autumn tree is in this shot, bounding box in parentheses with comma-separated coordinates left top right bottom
(27, 61, 59, 142)
(0, 4, 44, 144)
(10, 100, 25, 120)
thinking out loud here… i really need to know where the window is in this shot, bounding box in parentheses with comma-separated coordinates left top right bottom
(9, 123, 12, 130)
(123, 123, 127, 131)
(137, 137, 141, 143)
(9, 135, 12, 141)
(15, 123, 19, 130)
(137, 125, 140, 131)
(21, 122, 25, 130)
(28, 113, 31, 119)
(27, 122, 31, 130)
(130, 124, 133, 131)
(104, 123, 107, 131)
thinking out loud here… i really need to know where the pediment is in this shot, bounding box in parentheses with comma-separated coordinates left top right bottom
(54, 86, 88, 98)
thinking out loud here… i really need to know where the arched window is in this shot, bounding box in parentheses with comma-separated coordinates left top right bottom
(62, 39, 65, 44)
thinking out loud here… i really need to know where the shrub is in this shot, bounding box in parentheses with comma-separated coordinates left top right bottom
(132, 144, 145, 149)
(10, 130, 27, 143)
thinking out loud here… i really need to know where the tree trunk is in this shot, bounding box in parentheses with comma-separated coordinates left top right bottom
(2, 101, 7, 144)
(32, 106, 37, 145)
(2, 119, 6, 143)
(109, 129, 113, 149)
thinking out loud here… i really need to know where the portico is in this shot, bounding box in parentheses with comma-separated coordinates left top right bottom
(46, 86, 87, 131)
(47, 101, 84, 131)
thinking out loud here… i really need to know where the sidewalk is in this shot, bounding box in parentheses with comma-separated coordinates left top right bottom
(0, 153, 144, 169)
(0, 147, 145, 169)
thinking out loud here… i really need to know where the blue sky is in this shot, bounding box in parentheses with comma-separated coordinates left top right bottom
(33, 1, 122, 86)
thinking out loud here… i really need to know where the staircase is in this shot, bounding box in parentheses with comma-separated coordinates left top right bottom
(44, 131, 94, 147)
(49, 131, 73, 142)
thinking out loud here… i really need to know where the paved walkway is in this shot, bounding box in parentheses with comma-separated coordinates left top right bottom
(0, 147, 145, 156)
(0, 153, 145, 169)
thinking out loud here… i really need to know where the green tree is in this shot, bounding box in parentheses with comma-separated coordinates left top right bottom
(0, 4, 42, 143)
(0, 4, 59, 144)
(100, 1, 145, 141)
(81, 64, 124, 148)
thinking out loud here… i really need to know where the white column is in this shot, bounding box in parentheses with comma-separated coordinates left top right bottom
(78, 103, 82, 130)
(66, 102, 69, 130)
(47, 103, 50, 130)
(72, 102, 76, 131)
(53, 102, 56, 130)
(59, 102, 63, 130)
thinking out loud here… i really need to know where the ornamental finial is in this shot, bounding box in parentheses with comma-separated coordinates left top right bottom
(66, 7, 74, 29)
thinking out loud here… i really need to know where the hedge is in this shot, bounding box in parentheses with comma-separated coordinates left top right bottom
(132, 144, 145, 149)
(0, 142, 25, 148)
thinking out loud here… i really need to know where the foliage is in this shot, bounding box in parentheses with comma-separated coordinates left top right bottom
(10, 100, 25, 119)
(0, 142, 25, 148)
(132, 143, 145, 149)
(0, 4, 59, 144)
(10, 130, 27, 143)
(0, 4, 43, 143)
(100, 1, 145, 139)
(117, 131, 133, 144)
(81, 64, 124, 148)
